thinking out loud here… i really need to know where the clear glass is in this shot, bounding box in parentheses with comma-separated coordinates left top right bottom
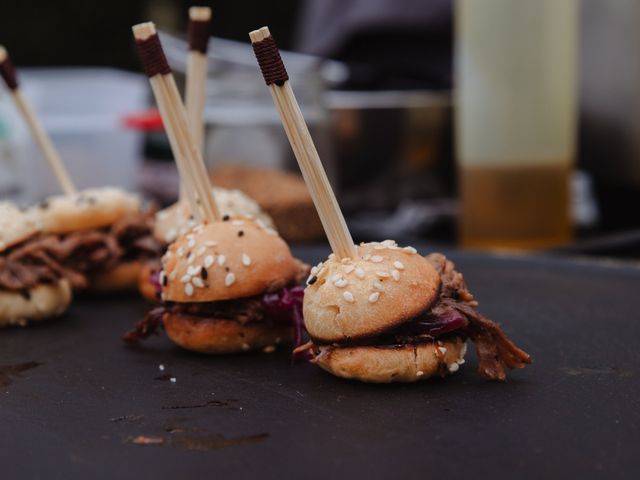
(456, 0, 578, 250)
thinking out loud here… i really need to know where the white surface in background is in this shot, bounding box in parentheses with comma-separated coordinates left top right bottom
(2, 68, 147, 202)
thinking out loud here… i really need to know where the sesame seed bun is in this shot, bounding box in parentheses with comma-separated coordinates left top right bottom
(0, 202, 40, 253)
(0, 280, 73, 327)
(313, 338, 467, 383)
(303, 242, 440, 343)
(154, 187, 274, 244)
(163, 311, 292, 354)
(32, 187, 141, 235)
(87, 261, 143, 293)
(162, 217, 301, 303)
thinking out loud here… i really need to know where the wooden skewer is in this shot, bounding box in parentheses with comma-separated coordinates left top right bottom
(0, 46, 76, 195)
(249, 27, 357, 259)
(132, 22, 220, 223)
(186, 6, 212, 154)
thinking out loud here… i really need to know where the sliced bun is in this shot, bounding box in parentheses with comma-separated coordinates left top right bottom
(314, 337, 467, 383)
(138, 261, 162, 302)
(154, 187, 274, 244)
(162, 217, 301, 303)
(0, 280, 72, 327)
(87, 261, 143, 293)
(163, 312, 292, 354)
(32, 187, 141, 234)
(303, 242, 440, 343)
(0, 202, 40, 252)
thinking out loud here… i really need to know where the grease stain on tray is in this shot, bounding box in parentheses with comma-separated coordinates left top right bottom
(128, 433, 268, 450)
(0, 361, 43, 386)
(560, 367, 633, 377)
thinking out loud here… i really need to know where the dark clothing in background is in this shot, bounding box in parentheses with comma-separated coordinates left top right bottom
(296, 0, 453, 90)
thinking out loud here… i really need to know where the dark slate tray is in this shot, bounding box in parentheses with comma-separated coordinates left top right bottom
(1, 247, 639, 480)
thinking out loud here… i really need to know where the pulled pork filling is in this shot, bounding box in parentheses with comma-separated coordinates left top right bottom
(122, 285, 305, 345)
(302, 253, 531, 381)
(0, 214, 162, 292)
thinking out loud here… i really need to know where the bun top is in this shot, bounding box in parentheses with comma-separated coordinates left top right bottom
(0, 202, 40, 252)
(31, 187, 141, 234)
(303, 241, 441, 343)
(154, 187, 274, 243)
(161, 216, 301, 303)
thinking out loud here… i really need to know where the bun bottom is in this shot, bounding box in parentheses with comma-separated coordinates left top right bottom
(163, 312, 293, 354)
(313, 337, 467, 383)
(0, 280, 73, 327)
(137, 261, 161, 302)
(88, 261, 143, 293)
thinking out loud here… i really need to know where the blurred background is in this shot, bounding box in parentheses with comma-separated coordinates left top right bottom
(1, 0, 639, 258)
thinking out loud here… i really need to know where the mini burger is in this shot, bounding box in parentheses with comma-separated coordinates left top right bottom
(125, 216, 309, 353)
(28, 187, 163, 293)
(138, 187, 274, 301)
(0, 202, 72, 327)
(297, 241, 531, 383)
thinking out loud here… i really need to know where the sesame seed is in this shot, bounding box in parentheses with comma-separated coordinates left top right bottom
(368, 292, 380, 303)
(265, 228, 277, 236)
(222, 214, 230, 221)
(256, 219, 267, 229)
(192, 277, 204, 288)
(382, 239, 397, 247)
(158, 364, 165, 371)
(416, 370, 424, 377)
(185, 283, 194, 296)
(371, 255, 383, 263)
(343, 291, 355, 303)
(438, 347, 447, 354)
(217, 255, 226, 266)
(159, 271, 166, 286)
(458, 358, 466, 365)
(200, 267, 208, 279)
(330, 274, 341, 283)
(204, 240, 217, 247)
(335, 278, 349, 288)
(165, 229, 177, 242)
(263, 345, 276, 353)
(306, 275, 317, 286)
(373, 281, 384, 291)
(187, 265, 199, 276)
(393, 260, 405, 270)
(363, 254, 371, 261)
(341, 258, 351, 264)
(448, 363, 459, 373)
(403, 246, 417, 254)
(176, 247, 185, 257)
(180, 275, 191, 283)
(186, 234, 195, 241)
(373, 245, 386, 250)
(238, 230, 244, 237)
(196, 246, 206, 256)
(169, 377, 177, 383)
(241, 343, 250, 351)
(225, 272, 236, 286)
(310, 266, 319, 276)
(355, 268, 365, 279)
(232, 220, 244, 226)
(376, 271, 390, 278)
(392, 270, 401, 281)
(344, 265, 355, 274)
(204, 255, 214, 268)
(187, 239, 196, 249)
(187, 254, 195, 264)
(242, 253, 251, 266)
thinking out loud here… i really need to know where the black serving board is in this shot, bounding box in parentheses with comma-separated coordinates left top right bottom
(1, 247, 639, 480)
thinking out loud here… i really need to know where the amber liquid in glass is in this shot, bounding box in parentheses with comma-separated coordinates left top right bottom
(459, 162, 572, 250)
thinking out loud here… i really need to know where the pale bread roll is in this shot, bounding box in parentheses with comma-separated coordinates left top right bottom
(154, 187, 274, 244)
(303, 241, 440, 343)
(32, 187, 141, 234)
(162, 217, 301, 303)
(0, 280, 72, 327)
(163, 312, 293, 354)
(314, 338, 467, 383)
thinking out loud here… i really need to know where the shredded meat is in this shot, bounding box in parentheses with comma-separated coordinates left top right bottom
(0, 213, 162, 292)
(426, 253, 531, 381)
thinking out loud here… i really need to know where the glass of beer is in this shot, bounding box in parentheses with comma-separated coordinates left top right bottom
(455, 0, 578, 250)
